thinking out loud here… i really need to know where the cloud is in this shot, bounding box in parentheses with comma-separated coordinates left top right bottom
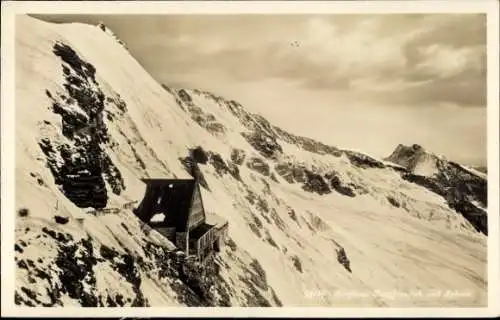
(38, 13, 485, 108)
(144, 14, 485, 108)
(415, 44, 482, 78)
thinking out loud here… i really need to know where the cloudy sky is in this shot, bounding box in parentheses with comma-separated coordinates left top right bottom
(36, 14, 487, 166)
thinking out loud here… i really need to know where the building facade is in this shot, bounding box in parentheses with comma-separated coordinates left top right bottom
(134, 178, 228, 262)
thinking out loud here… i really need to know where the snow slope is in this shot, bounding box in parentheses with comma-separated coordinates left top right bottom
(14, 15, 487, 307)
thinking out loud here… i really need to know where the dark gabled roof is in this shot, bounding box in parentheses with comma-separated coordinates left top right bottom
(138, 178, 198, 232)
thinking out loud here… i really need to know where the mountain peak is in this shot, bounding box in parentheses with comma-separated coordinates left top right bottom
(385, 143, 440, 176)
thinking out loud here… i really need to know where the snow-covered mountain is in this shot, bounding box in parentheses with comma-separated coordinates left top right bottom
(14, 15, 488, 307)
(386, 144, 487, 235)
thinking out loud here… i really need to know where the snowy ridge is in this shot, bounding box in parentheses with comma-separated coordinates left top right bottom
(15, 15, 487, 307)
(97, 22, 129, 50)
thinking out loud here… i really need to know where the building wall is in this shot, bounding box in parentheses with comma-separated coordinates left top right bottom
(188, 185, 205, 230)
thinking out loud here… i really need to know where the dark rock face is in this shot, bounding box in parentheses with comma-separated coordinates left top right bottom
(274, 161, 307, 184)
(401, 157, 488, 235)
(230, 148, 246, 165)
(269, 208, 286, 231)
(344, 150, 386, 169)
(291, 255, 303, 273)
(55, 237, 100, 306)
(190, 146, 209, 165)
(402, 173, 442, 195)
(242, 130, 283, 160)
(180, 147, 242, 188)
(174, 89, 226, 136)
(274, 163, 295, 184)
(248, 259, 268, 291)
(143, 241, 232, 307)
(385, 144, 432, 173)
(447, 192, 487, 235)
(98, 23, 106, 32)
(438, 161, 488, 235)
(179, 155, 210, 191)
(336, 247, 352, 273)
(237, 258, 277, 307)
(39, 42, 125, 209)
(226, 104, 284, 159)
(291, 165, 307, 183)
(325, 171, 356, 197)
(246, 157, 270, 177)
(442, 161, 487, 207)
(209, 153, 231, 176)
(386, 196, 400, 208)
(227, 162, 242, 182)
(177, 89, 193, 104)
(287, 206, 299, 225)
(302, 170, 331, 195)
(17, 229, 151, 307)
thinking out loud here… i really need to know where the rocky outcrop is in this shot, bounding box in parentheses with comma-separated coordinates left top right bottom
(274, 161, 308, 184)
(227, 162, 242, 182)
(439, 161, 487, 207)
(173, 89, 226, 136)
(209, 153, 231, 177)
(246, 157, 271, 177)
(177, 89, 193, 104)
(230, 148, 246, 165)
(97, 22, 128, 50)
(324, 171, 356, 197)
(292, 165, 307, 183)
(143, 241, 235, 306)
(336, 247, 352, 273)
(39, 42, 125, 209)
(401, 173, 442, 195)
(344, 150, 386, 169)
(15, 228, 149, 307)
(241, 130, 283, 160)
(386, 196, 400, 208)
(273, 126, 343, 157)
(181, 147, 246, 187)
(190, 146, 209, 165)
(446, 192, 487, 235)
(179, 154, 210, 191)
(385, 144, 426, 171)
(302, 170, 331, 195)
(274, 163, 295, 184)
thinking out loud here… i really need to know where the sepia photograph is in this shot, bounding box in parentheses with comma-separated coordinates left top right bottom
(1, 0, 499, 317)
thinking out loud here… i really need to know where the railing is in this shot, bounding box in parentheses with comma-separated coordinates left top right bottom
(198, 227, 216, 251)
(86, 200, 138, 216)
